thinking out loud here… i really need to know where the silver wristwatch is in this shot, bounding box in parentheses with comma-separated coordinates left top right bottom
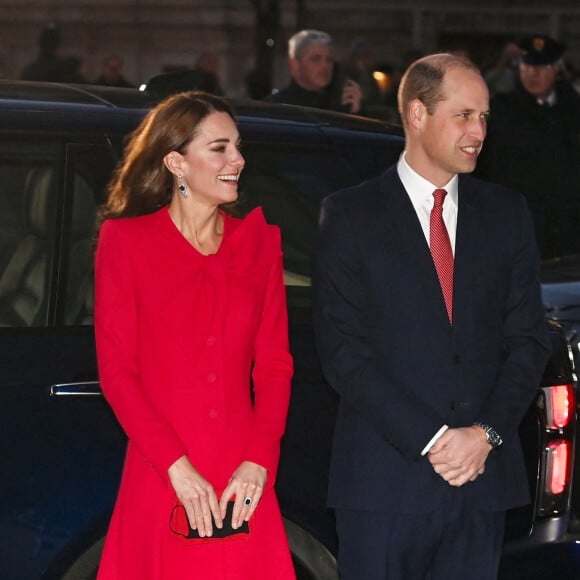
(473, 422, 503, 449)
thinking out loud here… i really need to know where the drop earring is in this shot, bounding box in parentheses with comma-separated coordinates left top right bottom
(178, 175, 188, 198)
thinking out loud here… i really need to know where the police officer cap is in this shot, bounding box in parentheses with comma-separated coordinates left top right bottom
(518, 35, 566, 65)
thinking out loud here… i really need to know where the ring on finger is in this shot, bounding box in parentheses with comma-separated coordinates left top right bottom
(244, 497, 252, 507)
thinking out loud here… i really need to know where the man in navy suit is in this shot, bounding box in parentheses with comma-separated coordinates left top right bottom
(313, 53, 551, 580)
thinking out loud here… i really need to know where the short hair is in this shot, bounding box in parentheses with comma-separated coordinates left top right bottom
(397, 53, 481, 129)
(288, 29, 333, 59)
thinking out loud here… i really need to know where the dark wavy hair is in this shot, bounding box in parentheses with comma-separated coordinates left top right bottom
(99, 91, 236, 226)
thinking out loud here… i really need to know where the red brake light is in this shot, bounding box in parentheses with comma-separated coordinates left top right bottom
(545, 440, 570, 495)
(546, 384, 574, 429)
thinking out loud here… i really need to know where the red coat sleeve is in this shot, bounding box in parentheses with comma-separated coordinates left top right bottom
(94, 219, 188, 480)
(245, 232, 293, 482)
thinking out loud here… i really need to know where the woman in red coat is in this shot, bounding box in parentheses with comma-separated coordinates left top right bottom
(94, 91, 295, 579)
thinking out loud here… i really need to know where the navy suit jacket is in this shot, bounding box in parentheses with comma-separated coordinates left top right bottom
(313, 165, 551, 514)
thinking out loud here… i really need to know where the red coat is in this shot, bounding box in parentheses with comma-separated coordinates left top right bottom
(95, 207, 295, 579)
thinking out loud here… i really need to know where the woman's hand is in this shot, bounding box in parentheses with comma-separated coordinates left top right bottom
(168, 455, 222, 537)
(220, 461, 267, 529)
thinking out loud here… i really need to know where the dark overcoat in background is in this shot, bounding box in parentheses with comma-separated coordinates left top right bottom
(475, 80, 580, 259)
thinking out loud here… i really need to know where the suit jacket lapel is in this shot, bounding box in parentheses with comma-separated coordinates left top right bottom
(377, 169, 452, 324)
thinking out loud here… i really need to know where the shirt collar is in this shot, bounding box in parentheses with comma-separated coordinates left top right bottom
(397, 152, 459, 211)
(537, 90, 557, 107)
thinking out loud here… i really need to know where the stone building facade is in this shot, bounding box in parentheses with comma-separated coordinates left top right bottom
(1, 1, 579, 96)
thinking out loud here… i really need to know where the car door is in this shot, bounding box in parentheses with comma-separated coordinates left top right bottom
(0, 136, 126, 579)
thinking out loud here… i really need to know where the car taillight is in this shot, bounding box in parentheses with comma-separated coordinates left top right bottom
(545, 384, 574, 429)
(537, 383, 576, 517)
(545, 440, 571, 495)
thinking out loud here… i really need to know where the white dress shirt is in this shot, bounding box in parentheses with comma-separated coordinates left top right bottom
(397, 152, 458, 254)
(537, 90, 557, 107)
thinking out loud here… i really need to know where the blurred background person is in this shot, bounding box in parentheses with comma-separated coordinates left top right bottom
(94, 54, 134, 88)
(21, 22, 68, 82)
(342, 36, 386, 118)
(142, 52, 223, 99)
(268, 29, 364, 114)
(55, 56, 89, 83)
(194, 51, 224, 95)
(476, 34, 580, 258)
(484, 40, 521, 96)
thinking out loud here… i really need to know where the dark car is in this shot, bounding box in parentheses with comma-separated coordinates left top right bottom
(0, 80, 577, 580)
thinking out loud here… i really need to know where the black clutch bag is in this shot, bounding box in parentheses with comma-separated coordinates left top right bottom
(170, 500, 249, 540)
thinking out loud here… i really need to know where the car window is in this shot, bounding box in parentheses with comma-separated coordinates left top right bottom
(238, 143, 360, 287)
(62, 144, 116, 326)
(325, 128, 404, 181)
(54, 130, 400, 326)
(0, 139, 60, 327)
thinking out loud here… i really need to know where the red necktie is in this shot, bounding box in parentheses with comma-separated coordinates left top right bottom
(430, 189, 454, 323)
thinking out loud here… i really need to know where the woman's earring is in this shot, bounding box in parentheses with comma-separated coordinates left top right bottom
(178, 175, 188, 198)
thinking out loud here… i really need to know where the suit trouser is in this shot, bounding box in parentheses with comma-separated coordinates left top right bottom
(335, 492, 505, 580)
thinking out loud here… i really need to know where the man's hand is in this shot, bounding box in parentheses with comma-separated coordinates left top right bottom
(428, 426, 492, 487)
(341, 79, 363, 113)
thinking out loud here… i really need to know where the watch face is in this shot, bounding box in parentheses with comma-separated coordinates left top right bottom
(487, 429, 503, 448)
(474, 422, 503, 448)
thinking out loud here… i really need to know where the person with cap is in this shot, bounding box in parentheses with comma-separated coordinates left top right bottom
(267, 29, 364, 114)
(476, 34, 580, 258)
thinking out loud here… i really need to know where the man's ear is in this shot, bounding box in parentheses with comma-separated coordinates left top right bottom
(407, 99, 427, 131)
(163, 151, 183, 176)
